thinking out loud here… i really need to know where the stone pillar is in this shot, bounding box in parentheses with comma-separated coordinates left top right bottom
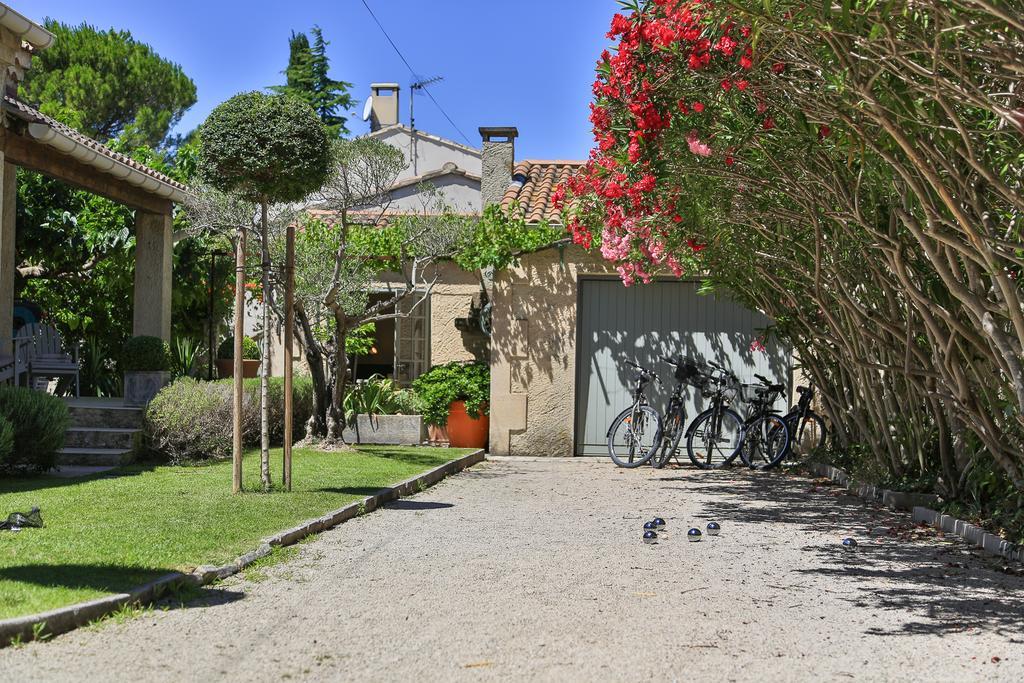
(0, 158, 15, 357)
(479, 127, 518, 208)
(133, 210, 173, 341)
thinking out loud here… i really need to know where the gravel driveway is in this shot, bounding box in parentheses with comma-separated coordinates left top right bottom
(2, 457, 1022, 682)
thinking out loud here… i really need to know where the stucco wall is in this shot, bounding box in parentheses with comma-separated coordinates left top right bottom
(427, 262, 488, 365)
(489, 245, 615, 457)
(373, 127, 481, 184)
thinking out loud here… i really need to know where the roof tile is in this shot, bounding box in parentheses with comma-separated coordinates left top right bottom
(501, 160, 583, 224)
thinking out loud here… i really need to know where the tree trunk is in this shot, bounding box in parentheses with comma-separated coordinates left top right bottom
(259, 199, 272, 492)
(295, 303, 329, 438)
(325, 317, 349, 441)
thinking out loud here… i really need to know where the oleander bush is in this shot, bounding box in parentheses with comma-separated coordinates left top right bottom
(0, 385, 69, 474)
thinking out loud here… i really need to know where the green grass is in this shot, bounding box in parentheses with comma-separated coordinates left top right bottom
(0, 446, 471, 620)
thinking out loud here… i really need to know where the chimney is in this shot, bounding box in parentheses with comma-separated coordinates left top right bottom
(479, 127, 518, 208)
(369, 83, 400, 132)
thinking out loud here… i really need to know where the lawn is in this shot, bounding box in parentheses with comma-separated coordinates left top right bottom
(0, 446, 472, 620)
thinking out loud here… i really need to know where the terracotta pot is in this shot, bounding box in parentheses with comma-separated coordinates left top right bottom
(216, 358, 260, 379)
(445, 400, 489, 449)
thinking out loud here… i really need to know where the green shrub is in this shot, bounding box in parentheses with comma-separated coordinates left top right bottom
(145, 378, 232, 463)
(144, 376, 314, 463)
(344, 375, 424, 423)
(121, 336, 172, 372)
(0, 386, 69, 474)
(412, 361, 489, 427)
(218, 336, 260, 360)
(0, 416, 13, 465)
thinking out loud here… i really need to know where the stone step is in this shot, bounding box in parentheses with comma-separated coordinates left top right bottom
(66, 404, 145, 429)
(65, 427, 141, 450)
(57, 447, 136, 467)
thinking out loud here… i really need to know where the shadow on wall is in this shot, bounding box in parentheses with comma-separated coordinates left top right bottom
(575, 279, 791, 455)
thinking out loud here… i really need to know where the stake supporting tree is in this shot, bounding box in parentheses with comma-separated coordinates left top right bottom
(284, 221, 296, 491)
(232, 226, 247, 494)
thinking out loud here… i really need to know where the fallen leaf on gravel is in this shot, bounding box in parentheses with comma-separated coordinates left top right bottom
(463, 661, 494, 669)
(991, 656, 1001, 664)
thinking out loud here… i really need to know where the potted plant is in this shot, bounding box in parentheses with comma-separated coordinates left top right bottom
(412, 361, 489, 448)
(121, 336, 172, 406)
(341, 375, 426, 445)
(216, 336, 261, 379)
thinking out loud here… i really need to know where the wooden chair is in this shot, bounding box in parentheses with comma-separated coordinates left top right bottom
(15, 323, 81, 397)
(0, 338, 28, 387)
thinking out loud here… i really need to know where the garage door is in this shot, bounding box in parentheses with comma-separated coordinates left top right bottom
(574, 279, 791, 456)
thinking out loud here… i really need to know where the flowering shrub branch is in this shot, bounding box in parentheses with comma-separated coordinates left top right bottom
(566, 0, 1024, 499)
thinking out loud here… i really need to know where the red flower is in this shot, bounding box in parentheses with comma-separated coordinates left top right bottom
(725, 155, 735, 166)
(771, 62, 786, 74)
(736, 79, 749, 91)
(692, 101, 705, 113)
(739, 54, 753, 70)
(818, 125, 832, 140)
(677, 99, 690, 114)
(721, 79, 732, 92)
(762, 117, 776, 130)
(687, 239, 706, 253)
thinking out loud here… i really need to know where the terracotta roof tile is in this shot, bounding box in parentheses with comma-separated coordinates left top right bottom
(3, 95, 189, 196)
(501, 160, 583, 224)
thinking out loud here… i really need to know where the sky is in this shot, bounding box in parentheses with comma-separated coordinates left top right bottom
(25, 0, 618, 161)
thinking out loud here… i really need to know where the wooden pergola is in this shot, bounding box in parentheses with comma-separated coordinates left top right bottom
(0, 7, 187, 358)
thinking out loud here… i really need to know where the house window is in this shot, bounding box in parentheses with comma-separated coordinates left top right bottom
(395, 293, 430, 386)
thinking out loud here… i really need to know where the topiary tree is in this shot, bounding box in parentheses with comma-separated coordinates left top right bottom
(198, 91, 332, 492)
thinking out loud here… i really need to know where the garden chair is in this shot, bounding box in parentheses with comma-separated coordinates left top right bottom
(0, 338, 27, 387)
(15, 323, 81, 397)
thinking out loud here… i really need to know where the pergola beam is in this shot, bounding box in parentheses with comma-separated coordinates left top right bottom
(4, 132, 174, 215)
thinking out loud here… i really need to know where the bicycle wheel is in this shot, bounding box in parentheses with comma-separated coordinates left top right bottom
(784, 412, 827, 458)
(686, 407, 743, 469)
(607, 405, 663, 468)
(652, 409, 686, 469)
(740, 414, 790, 469)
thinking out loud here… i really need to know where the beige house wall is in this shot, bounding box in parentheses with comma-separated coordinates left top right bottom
(428, 262, 488, 365)
(489, 245, 615, 457)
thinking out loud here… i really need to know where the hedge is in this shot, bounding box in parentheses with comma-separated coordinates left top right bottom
(0, 385, 69, 474)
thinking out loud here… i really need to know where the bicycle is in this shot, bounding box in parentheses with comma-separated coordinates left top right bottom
(651, 356, 705, 469)
(684, 362, 791, 470)
(737, 374, 792, 470)
(781, 383, 827, 458)
(606, 360, 664, 468)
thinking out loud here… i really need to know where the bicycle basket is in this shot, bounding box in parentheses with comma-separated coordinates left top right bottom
(739, 383, 763, 403)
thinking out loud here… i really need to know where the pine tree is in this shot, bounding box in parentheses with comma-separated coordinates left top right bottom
(272, 27, 353, 137)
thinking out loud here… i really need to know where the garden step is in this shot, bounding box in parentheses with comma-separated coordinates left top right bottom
(56, 447, 136, 468)
(66, 404, 145, 429)
(64, 427, 142, 450)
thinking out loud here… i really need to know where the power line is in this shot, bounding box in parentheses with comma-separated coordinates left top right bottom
(359, 0, 473, 146)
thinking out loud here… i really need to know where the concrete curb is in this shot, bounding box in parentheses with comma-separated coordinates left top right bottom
(0, 448, 485, 648)
(804, 462, 941, 510)
(806, 461, 1022, 566)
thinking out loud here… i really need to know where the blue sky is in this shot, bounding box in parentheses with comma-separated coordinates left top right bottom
(25, 0, 618, 160)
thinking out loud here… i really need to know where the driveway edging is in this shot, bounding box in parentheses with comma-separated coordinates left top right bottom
(0, 448, 485, 648)
(806, 461, 1022, 565)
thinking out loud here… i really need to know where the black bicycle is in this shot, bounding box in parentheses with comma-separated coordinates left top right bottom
(781, 383, 827, 458)
(651, 356, 705, 469)
(606, 360, 664, 468)
(684, 362, 791, 470)
(737, 374, 791, 469)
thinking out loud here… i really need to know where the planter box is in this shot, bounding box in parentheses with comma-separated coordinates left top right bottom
(342, 414, 426, 446)
(215, 359, 260, 379)
(123, 371, 171, 407)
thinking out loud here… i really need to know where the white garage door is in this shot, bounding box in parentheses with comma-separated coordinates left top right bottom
(574, 279, 791, 456)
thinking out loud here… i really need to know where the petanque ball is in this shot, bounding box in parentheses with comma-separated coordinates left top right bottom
(644, 521, 658, 532)
(687, 528, 702, 542)
(842, 538, 858, 551)
(653, 517, 666, 529)
(643, 530, 658, 545)
(706, 522, 721, 536)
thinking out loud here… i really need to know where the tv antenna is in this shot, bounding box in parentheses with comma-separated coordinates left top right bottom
(410, 75, 443, 175)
